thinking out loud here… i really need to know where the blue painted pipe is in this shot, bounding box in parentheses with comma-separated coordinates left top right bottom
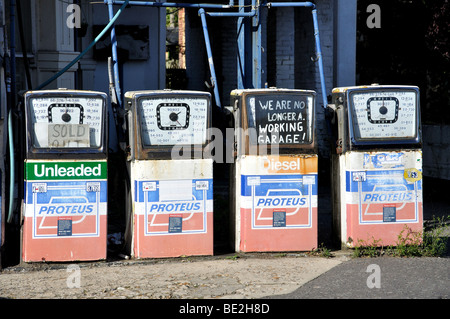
(107, 0, 122, 108)
(198, 8, 222, 108)
(311, 8, 328, 109)
(107, 0, 254, 17)
(205, 11, 256, 17)
(266, 1, 315, 9)
(205, 0, 256, 17)
(105, 0, 232, 9)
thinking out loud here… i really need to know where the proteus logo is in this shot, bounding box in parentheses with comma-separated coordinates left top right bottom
(149, 201, 202, 213)
(256, 197, 307, 207)
(38, 204, 94, 215)
(363, 191, 413, 203)
(26, 161, 107, 180)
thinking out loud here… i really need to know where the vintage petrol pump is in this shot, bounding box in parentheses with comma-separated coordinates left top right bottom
(22, 89, 108, 262)
(328, 85, 423, 247)
(124, 90, 213, 258)
(229, 88, 318, 252)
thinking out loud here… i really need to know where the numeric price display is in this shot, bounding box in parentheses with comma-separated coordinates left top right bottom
(349, 89, 418, 141)
(138, 97, 208, 146)
(28, 96, 104, 148)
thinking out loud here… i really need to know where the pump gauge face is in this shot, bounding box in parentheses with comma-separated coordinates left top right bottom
(28, 95, 105, 149)
(47, 103, 85, 126)
(138, 96, 208, 146)
(157, 103, 190, 130)
(367, 97, 399, 124)
(349, 89, 418, 141)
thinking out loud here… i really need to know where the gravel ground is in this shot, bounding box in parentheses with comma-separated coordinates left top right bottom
(0, 253, 348, 299)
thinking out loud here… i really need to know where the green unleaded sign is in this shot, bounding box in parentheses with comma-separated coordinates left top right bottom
(26, 161, 107, 180)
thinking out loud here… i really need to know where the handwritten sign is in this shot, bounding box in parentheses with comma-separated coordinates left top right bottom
(246, 94, 312, 145)
(48, 124, 90, 148)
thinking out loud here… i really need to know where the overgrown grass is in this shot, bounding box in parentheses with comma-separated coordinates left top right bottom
(353, 215, 449, 258)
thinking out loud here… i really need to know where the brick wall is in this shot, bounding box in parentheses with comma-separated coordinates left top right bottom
(274, 8, 295, 89)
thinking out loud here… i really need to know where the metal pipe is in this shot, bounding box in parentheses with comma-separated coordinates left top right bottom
(236, 0, 255, 89)
(107, 0, 122, 108)
(105, 0, 232, 9)
(198, 8, 221, 108)
(206, 10, 256, 18)
(205, 0, 256, 17)
(205, 10, 256, 17)
(7, 110, 14, 223)
(266, 1, 315, 9)
(252, 0, 261, 89)
(106, 0, 253, 17)
(311, 8, 328, 109)
(7, 0, 16, 224)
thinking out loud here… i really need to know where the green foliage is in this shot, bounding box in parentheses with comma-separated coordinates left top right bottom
(353, 237, 384, 258)
(309, 243, 332, 258)
(353, 215, 450, 258)
(225, 254, 240, 261)
(393, 225, 423, 257)
(166, 8, 180, 27)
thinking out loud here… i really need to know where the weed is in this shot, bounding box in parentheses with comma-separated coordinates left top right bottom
(310, 243, 332, 258)
(225, 254, 240, 261)
(394, 225, 422, 257)
(353, 215, 450, 258)
(353, 237, 384, 258)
